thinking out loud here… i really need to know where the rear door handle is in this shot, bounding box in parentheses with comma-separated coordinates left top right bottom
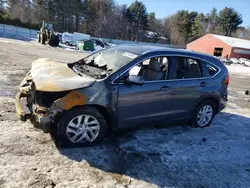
(200, 81, 208, 87)
(160, 86, 171, 91)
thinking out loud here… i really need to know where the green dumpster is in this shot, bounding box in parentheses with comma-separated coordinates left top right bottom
(77, 40, 95, 51)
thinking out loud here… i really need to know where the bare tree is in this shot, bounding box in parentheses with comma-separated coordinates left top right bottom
(0, 0, 7, 12)
(2, 1, 246, 44)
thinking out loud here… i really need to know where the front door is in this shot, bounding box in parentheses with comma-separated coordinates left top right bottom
(115, 56, 175, 128)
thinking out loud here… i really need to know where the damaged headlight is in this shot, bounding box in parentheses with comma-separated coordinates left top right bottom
(35, 91, 70, 108)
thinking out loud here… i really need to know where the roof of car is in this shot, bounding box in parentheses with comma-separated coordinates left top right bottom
(112, 44, 164, 54)
(113, 44, 227, 69)
(115, 44, 215, 60)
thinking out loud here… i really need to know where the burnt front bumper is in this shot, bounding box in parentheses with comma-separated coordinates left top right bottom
(15, 92, 32, 121)
(15, 91, 53, 132)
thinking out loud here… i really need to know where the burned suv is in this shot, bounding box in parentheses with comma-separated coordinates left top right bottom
(16, 45, 228, 146)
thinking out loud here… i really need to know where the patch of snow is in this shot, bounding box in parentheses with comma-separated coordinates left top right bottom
(226, 64, 250, 75)
(107, 43, 117, 47)
(0, 39, 10, 43)
(212, 34, 250, 49)
(58, 43, 76, 51)
(94, 45, 105, 52)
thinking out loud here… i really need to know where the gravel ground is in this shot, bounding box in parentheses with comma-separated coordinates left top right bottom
(0, 37, 250, 188)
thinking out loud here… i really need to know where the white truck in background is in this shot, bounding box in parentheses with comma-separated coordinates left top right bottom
(62, 32, 90, 46)
(73, 32, 90, 45)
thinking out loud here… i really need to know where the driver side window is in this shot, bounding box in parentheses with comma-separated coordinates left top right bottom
(119, 56, 169, 83)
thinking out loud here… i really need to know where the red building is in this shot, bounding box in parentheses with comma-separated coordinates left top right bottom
(187, 34, 250, 59)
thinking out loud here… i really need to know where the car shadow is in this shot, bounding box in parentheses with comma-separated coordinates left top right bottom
(57, 112, 250, 187)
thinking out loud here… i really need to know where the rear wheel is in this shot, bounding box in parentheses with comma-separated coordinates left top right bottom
(56, 107, 107, 147)
(190, 100, 215, 127)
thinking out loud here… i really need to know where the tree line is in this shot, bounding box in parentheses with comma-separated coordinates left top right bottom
(0, 0, 249, 45)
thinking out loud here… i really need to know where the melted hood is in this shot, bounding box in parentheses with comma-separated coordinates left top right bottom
(30, 58, 96, 92)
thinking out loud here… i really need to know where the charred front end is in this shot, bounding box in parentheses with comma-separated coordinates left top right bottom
(15, 73, 70, 132)
(15, 57, 112, 133)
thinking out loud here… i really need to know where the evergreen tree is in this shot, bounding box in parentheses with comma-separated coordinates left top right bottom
(190, 13, 207, 40)
(127, 0, 148, 40)
(218, 7, 243, 36)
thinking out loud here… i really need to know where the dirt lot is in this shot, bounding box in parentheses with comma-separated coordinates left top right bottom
(0, 37, 250, 188)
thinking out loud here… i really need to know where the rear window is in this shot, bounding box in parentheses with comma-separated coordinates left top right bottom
(206, 64, 219, 76)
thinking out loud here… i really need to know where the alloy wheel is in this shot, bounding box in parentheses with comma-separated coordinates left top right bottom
(197, 105, 213, 127)
(66, 114, 100, 143)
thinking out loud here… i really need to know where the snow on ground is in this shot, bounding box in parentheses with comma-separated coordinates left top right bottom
(58, 43, 76, 51)
(0, 37, 249, 187)
(226, 64, 250, 76)
(0, 33, 108, 53)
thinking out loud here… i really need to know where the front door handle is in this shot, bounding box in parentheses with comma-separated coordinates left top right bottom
(160, 86, 170, 91)
(200, 81, 208, 87)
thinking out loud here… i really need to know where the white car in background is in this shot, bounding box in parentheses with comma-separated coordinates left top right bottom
(218, 57, 232, 65)
(239, 58, 250, 67)
(230, 58, 241, 64)
(62, 32, 74, 46)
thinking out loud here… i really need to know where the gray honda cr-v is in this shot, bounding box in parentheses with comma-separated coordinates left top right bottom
(16, 45, 228, 146)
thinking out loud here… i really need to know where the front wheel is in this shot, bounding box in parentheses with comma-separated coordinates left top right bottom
(56, 107, 107, 147)
(190, 100, 215, 128)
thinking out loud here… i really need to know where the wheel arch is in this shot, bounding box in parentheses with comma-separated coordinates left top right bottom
(75, 104, 117, 132)
(195, 95, 220, 114)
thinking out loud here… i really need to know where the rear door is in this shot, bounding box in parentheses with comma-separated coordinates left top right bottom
(169, 56, 209, 119)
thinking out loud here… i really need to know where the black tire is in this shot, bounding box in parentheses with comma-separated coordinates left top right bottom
(38, 34, 41, 43)
(41, 34, 46, 45)
(65, 42, 70, 46)
(55, 36, 59, 47)
(56, 106, 107, 147)
(189, 100, 216, 128)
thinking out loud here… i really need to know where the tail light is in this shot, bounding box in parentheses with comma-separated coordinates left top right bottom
(224, 75, 229, 85)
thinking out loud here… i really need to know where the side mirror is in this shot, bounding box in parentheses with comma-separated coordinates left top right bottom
(126, 75, 144, 85)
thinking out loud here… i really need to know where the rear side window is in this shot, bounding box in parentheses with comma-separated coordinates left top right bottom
(206, 64, 218, 76)
(175, 57, 202, 79)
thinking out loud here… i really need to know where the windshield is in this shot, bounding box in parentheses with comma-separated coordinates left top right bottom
(71, 47, 138, 79)
(84, 47, 138, 71)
